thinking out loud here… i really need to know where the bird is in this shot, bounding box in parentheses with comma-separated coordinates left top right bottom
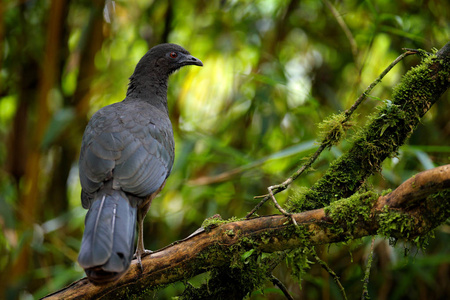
(77, 43, 203, 284)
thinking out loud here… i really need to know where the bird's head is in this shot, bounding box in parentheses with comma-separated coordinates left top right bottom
(127, 43, 202, 100)
(139, 43, 203, 76)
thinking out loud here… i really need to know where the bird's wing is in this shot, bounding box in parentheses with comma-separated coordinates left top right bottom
(79, 101, 174, 208)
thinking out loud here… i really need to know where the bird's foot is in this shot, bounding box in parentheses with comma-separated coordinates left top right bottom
(134, 249, 153, 271)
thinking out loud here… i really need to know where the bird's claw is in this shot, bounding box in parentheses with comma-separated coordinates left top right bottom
(134, 249, 153, 271)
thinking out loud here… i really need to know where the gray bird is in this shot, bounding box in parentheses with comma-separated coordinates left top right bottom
(77, 43, 203, 284)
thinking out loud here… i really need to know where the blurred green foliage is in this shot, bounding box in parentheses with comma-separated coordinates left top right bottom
(0, 0, 449, 299)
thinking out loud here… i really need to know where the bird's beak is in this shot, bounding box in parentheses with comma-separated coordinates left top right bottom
(179, 54, 203, 67)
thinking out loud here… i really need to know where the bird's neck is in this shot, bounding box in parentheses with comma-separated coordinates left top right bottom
(125, 72, 169, 113)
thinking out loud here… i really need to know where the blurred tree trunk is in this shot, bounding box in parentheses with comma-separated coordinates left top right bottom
(9, 0, 69, 286)
(3, 0, 106, 293)
(161, 0, 173, 44)
(0, 2, 3, 79)
(49, 0, 106, 215)
(73, 0, 106, 115)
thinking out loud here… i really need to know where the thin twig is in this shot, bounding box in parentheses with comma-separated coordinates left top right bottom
(246, 143, 326, 218)
(246, 48, 419, 219)
(361, 237, 376, 300)
(344, 49, 418, 119)
(270, 275, 295, 300)
(314, 252, 348, 300)
(268, 183, 298, 226)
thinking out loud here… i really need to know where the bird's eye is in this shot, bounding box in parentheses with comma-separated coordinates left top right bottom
(170, 52, 178, 58)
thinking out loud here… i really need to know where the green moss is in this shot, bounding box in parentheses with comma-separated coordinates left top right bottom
(317, 112, 354, 148)
(225, 229, 235, 237)
(179, 214, 313, 299)
(285, 186, 319, 212)
(277, 222, 315, 284)
(376, 189, 450, 249)
(381, 189, 392, 196)
(376, 205, 434, 250)
(201, 215, 241, 231)
(260, 233, 271, 245)
(377, 206, 416, 239)
(286, 247, 315, 284)
(180, 245, 274, 299)
(293, 222, 312, 241)
(324, 191, 378, 238)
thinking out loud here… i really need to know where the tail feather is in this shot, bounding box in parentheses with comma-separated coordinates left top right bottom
(78, 190, 137, 283)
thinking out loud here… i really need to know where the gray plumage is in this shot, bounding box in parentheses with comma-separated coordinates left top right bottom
(78, 43, 202, 284)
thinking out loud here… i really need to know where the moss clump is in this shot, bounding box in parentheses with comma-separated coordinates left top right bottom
(377, 190, 450, 249)
(377, 205, 432, 250)
(377, 206, 417, 239)
(324, 191, 378, 238)
(317, 112, 354, 148)
(225, 229, 235, 237)
(285, 186, 320, 213)
(180, 246, 274, 299)
(423, 191, 450, 225)
(201, 215, 241, 231)
(381, 188, 392, 196)
(286, 247, 315, 284)
(283, 223, 315, 284)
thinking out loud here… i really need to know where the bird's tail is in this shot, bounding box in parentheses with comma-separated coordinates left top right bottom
(78, 189, 137, 284)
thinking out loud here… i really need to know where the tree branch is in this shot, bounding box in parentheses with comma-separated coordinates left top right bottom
(248, 42, 449, 217)
(43, 165, 450, 299)
(288, 42, 450, 212)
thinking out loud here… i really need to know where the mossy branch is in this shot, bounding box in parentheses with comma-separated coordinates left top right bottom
(289, 42, 450, 211)
(43, 165, 450, 299)
(247, 44, 445, 217)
